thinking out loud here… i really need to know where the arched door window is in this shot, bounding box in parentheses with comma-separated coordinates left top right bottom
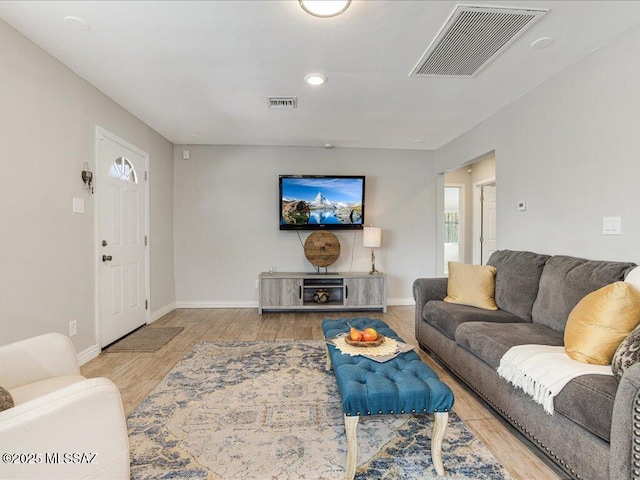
(109, 157, 138, 183)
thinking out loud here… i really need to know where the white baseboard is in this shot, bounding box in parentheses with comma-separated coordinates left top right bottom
(176, 301, 258, 309)
(77, 344, 101, 366)
(150, 301, 177, 323)
(387, 297, 415, 306)
(176, 299, 414, 308)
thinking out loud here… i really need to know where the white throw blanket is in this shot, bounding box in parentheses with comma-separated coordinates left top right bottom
(497, 345, 614, 414)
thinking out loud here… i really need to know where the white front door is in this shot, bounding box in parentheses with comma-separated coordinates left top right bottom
(97, 129, 148, 347)
(481, 184, 497, 264)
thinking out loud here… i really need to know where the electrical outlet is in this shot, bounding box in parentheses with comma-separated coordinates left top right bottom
(69, 320, 77, 337)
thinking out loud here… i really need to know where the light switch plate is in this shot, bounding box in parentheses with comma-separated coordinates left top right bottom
(603, 216, 621, 235)
(73, 197, 84, 214)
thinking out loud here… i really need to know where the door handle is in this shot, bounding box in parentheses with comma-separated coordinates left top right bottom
(102, 255, 113, 262)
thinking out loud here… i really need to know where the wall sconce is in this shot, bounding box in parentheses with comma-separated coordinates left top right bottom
(81, 162, 94, 194)
(363, 226, 382, 274)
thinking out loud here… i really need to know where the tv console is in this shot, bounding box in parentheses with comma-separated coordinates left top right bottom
(258, 272, 386, 314)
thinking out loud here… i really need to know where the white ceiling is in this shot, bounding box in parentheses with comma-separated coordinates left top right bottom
(2, 1, 640, 150)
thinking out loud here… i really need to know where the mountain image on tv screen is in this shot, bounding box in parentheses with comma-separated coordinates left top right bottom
(280, 176, 364, 228)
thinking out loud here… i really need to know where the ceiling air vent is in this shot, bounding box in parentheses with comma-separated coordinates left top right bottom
(410, 5, 547, 78)
(267, 96, 297, 109)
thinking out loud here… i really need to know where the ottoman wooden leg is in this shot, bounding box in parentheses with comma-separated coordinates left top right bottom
(431, 412, 448, 476)
(344, 414, 359, 480)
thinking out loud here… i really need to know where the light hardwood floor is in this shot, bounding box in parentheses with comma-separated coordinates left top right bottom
(81, 306, 568, 480)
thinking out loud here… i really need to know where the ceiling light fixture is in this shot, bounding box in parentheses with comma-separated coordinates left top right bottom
(530, 36, 554, 50)
(304, 73, 327, 86)
(299, 0, 351, 18)
(63, 15, 91, 31)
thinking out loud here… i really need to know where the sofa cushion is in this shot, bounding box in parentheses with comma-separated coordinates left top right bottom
(423, 300, 527, 341)
(554, 374, 618, 442)
(444, 262, 498, 310)
(612, 323, 640, 380)
(565, 282, 640, 365)
(455, 321, 563, 368)
(626, 266, 640, 292)
(455, 321, 616, 442)
(531, 255, 636, 332)
(487, 250, 550, 321)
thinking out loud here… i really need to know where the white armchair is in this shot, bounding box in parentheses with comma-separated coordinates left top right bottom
(0, 333, 130, 479)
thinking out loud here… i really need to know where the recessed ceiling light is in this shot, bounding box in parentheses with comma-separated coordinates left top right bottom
(304, 73, 327, 86)
(299, 0, 351, 18)
(63, 15, 91, 31)
(530, 36, 554, 50)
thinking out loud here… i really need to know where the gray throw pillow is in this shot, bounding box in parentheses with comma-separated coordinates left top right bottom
(0, 386, 14, 412)
(612, 324, 640, 380)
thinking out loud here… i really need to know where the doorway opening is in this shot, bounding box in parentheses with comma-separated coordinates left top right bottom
(444, 185, 464, 273)
(442, 152, 496, 272)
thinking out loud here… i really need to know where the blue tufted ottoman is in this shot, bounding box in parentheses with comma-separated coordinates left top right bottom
(322, 317, 454, 479)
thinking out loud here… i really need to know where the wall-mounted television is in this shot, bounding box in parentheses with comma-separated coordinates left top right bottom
(279, 175, 365, 230)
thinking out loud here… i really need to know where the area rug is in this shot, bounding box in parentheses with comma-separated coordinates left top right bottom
(128, 341, 513, 479)
(106, 326, 184, 352)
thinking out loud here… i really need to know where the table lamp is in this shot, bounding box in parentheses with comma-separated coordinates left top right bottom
(363, 226, 382, 274)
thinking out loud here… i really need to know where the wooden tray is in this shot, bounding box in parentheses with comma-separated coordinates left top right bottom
(344, 335, 385, 348)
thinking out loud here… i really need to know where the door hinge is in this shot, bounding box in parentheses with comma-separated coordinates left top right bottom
(145, 300, 148, 310)
(145, 171, 148, 181)
(144, 235, 148, 246)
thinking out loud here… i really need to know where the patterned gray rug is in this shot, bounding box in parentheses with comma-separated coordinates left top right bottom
(107, 326, 184, 352)
(128, 341, 513, 479)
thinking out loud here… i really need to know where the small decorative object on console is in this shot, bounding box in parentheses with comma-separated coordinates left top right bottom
(313, 288, 330, 303)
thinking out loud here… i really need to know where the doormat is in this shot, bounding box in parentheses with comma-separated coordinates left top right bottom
(106, 326, 184, 352)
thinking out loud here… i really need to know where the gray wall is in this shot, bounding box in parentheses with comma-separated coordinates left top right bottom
(436, 23, 640, 264)
(0, 19, 176, 354)
(173, 145, 437, 305)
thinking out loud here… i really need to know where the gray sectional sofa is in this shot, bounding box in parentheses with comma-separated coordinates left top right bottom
(414, 250, 638, 480)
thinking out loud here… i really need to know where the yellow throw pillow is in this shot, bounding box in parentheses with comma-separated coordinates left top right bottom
(565, 282, 640, 365)
(444, 262, 498, 310)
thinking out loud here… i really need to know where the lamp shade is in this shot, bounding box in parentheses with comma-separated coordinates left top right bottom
(363, 226, 381, 248)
